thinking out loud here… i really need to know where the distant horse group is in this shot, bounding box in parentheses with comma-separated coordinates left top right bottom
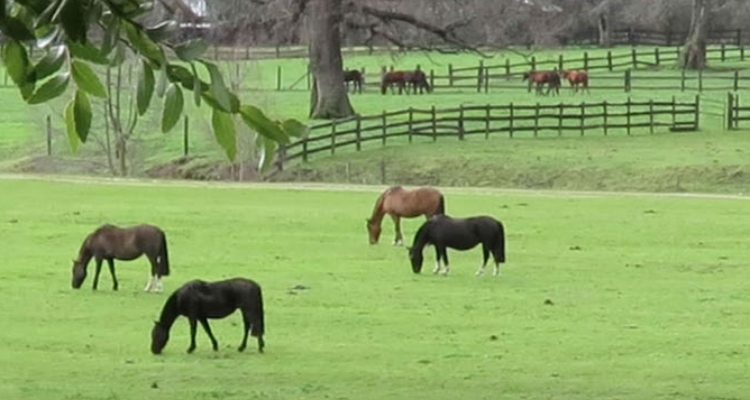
(523, 68, 589, 95)
(381, 70, 431, 95)
(366, 186, 507, 276)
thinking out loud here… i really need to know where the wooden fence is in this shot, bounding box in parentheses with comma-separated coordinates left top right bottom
(611, 28, 744, 47)
(269, 45, 747, 93)
(274, 97, 700, 169)
(726, 93, 750, 129)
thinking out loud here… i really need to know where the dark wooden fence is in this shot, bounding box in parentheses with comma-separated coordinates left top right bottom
(726, 93, 750, 129)
(274, 97, 700, 169)
(610, 28, 744, 47)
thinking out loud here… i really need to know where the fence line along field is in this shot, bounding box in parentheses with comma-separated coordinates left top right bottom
(0, 177, 748, 400)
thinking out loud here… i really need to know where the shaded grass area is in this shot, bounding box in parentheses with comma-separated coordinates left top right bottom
(0, 178, 749, 400)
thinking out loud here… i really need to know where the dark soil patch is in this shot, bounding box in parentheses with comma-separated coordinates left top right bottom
(144, 156, 263, 181)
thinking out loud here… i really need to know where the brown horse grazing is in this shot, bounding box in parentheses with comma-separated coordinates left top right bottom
(522, 70, 561, 95)
(71, 223, 170, 292)
(560, 70, 590, 93)
(405, 70, 431, 94)
(343, 69, 364, 94)
(366, 186, 446, 245)
(381, 71, 408, 94)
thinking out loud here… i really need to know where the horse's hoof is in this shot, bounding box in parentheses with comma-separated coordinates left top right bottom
(187, 347, 196, 354)
(237, 346, 246, 352)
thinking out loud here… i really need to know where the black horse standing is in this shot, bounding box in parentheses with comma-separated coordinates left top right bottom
(343, 69, 364, 94)
(407, 215, 505, 276)
(151, 278, 266, 355)
(71, 223, 170, 292)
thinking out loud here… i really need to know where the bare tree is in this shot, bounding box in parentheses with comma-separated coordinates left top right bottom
(681, 0, 710, 69)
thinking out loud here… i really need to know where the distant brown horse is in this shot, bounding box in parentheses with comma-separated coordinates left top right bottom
(344, 69, 364, 94)
(405, 70, 431, 94)
(522, 70, 560, 95)
(71, 223, 170, 292)
(560, 69, 590, 93)
(366, 186, 446, 245)
(381, 71, 408, 94)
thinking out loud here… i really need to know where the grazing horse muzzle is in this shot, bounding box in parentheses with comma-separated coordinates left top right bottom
(408, 247, 423, 273)
(71, 263, 86, 289)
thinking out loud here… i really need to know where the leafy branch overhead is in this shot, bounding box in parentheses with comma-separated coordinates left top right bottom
(0, 0, 308, 170)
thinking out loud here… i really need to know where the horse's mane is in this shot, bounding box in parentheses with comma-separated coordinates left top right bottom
(157, 290, 181, 328)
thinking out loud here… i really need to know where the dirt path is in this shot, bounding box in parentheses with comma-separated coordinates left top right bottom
(1, 173, 749, 201)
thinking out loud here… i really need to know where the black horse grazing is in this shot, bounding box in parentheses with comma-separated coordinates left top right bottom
(71, 223, 170, 292)
(151, 278, 265, 355)
(407, 215, 505, 276)
(343, 69, 364, 93)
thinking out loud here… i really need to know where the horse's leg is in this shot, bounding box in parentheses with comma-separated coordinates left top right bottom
(199, 318, 219, 351)
(145, 254, 162, 293)
(440, 246, 450, 275)
(92, 257, 103, 290)
(238, 311, 252, 352)
(106, 258, 118, 291)
(187, 317, 198, 353)
(476, 245, 490, 276)
(432, 246, 442, 274)
(391, 215, 403, 246)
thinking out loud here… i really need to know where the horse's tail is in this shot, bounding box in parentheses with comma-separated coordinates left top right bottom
(251, 284, 265, 338)
(495, 220, 506, 263)
(435, 194, 445, 215)
(159, 233, 170, 277)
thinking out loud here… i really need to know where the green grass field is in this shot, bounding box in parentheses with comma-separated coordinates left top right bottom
(1, 176, 749, 400)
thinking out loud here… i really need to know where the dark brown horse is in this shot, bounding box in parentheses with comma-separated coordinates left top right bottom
(344, 69, 364, 94)
(151, 277, 265, 355)
(381, 70, 408, 94)
(405, 70, 431, 94)
(366, 186, 445, 245)
(561, 69, 590, 93)
(522, 70, 561, 95)
(71, 223, 170, 292)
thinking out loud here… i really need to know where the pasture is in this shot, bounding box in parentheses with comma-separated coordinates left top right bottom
(1, 176, 749, 400)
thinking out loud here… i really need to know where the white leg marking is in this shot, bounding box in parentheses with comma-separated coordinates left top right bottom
(442, 264, 450, 276)
(144, 276, 154, 292)
(493, 264, 501, 276)
(154, 277, 164, 293)
(432, 260, 441, 274)
(475, 264, 486, 276)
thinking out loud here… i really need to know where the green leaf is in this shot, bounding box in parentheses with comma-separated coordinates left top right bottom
(155, 64, 167, 97)
(174, 39, 208, 62)
(161, 83, 183, 133)
(27, 72, 70, 104)
(281, 119, 309, 138)
(73, 89, 91, 142)
(239, 105, 289, 144)
(71, 60, 106, 98)
(31, 45, 66, 82)
(145, 20, 178, 42)
(136, 59, 154, 115)
(211, 108, 236, 161)
(19, 82, 35, 101)
(190, 62, 201, 106)
(64, 98, 78, 152)
(255, 134, 278, 173)
(58, 0, 86, 43)
(124, 21, 165, 67)
(35, 0, 63, 28)
(0, 16, 36, 41)
(200, 60, 234, 112)
(201, 90, 239, 114)
(3, 40, 30, 86)
(35, 27, 61, 48)
(68, 41, 109, 65)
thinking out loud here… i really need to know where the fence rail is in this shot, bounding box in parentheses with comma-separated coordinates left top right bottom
(727, 93, 750, 129)
(274, 97, 700, 170)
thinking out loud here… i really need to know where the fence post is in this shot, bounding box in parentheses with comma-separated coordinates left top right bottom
(649, 100, 654, 134)
(680, 69, 686, 92)
(721, 43, 726, 62)
(698, 69, 703, 93)
(355, 115, 362, 151)
(631, 48, 637, 68)
(448, 64, 454, 88)
(580, 102, 585, 136)
(603, 102, 608, 136)
(509, 102, 514, 138)
(276, 144, 285, 171)
(408, 108, 413, 143)
(276, 66, 282, 91)
(558, 54, 564, 71)
(476, 60, 483, 93)
(183, 115, 189, 156)
(429, 69, 435, 91)
(46, 115, 52, 156)
(694, 94, 700, 130)
(607, 51, 613, 71)
(531, 56, 536, 71)
(381, 111, 387, 146)
(624, 69, 631, 92)
(741, 46, 745, 61)
(671, 95, 676, 129)
(727, 92, 734, 129)
(583, 52, 589, 71)
(331, 120, 337, 154)
(654, 47, 660, 66)
(485, 104, 490, 139)
(458, 104, 465, 140)
(431, 105, 437, 141)
(302, 139, 308, 162)
(626, 97, 632, 136)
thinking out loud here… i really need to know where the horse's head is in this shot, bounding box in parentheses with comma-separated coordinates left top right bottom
(407, 246, 423, 274)
(71, 259, 86, 289)
(522, 72, 531, 81)
(366, 218, 381, 244)
(151, 321, 169, 355)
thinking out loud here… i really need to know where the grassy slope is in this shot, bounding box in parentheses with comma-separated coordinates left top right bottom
(0, 177, 749, 400)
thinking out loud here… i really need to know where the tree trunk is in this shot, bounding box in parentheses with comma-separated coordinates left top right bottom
(597, 1, 613, 48)
(681, 0, 710, 69)
(308, 0, 355, 119)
